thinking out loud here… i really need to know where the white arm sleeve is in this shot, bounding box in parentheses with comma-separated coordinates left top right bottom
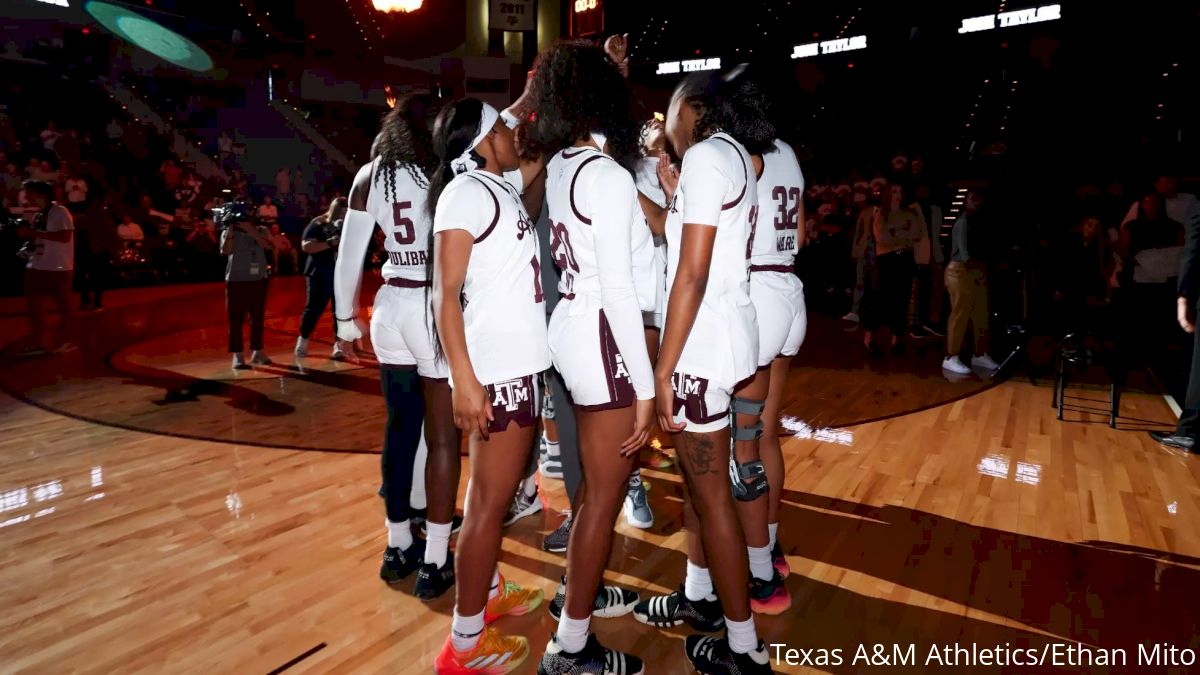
(587, 163, 655, 399)
(333, 206, 376, 340)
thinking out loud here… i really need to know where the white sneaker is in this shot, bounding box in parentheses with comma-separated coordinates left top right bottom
(972, 354, 1000, 371)
(623, 481, 653, 529)
(942, 355, 971, 375)
(294, 337, 309, 357)
(331, 343, 346, 361)
(842, 312, 860, 322)
(250, 350, 272, 366)
(232, 353, 248, 370)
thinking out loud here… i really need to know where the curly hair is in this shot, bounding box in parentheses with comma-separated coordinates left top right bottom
(523, 40, 639, 170)
(373, 94, 443, 201)
(672, 65, 777, 156)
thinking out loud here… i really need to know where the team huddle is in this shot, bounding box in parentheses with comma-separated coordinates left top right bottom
(332, 39, 806, 675)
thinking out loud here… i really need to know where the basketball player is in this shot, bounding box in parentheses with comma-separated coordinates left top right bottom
(522, 42, 651, 674)
(633, 70, 772, 673)
(334, 96, 468, 600)
(428, 97, 548, 674)
(739, 130, 807, 610)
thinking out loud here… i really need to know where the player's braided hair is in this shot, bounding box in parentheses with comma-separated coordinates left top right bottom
(372, 94, 441, 202)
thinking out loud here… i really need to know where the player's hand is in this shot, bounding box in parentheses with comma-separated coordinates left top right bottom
(1179, 297, 1196, 334)
(453, 376, 494, 440)
(604, 33, 629, 64)
(336, 317, 364, 342)
(657, 155, 679, 203)
(654, 372, 685, 434)
(621, 397, 655, 456)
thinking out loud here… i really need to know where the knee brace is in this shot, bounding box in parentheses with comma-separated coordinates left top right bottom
(728, 397, 768, 502)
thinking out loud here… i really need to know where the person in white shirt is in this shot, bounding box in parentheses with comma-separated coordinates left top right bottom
(40, 123, 62, 151)
(17, 180, 76, 355)
(427, 96, 549, 674)
(117, 214, 145, 242)
(521, 43, 651, 673)
(256, 195, 278, 226)
(334, 96, 463, 600)
(633, 69, 772, 674)
(1120, 172, 1200, 233)
(64, 174, 88, 209)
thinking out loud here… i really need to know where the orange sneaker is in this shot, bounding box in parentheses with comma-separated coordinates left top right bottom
(434, 627, 529, 674)
(484, 576, 543, 624)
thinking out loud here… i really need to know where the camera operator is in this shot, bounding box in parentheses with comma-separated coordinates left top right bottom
(294, 197, 347, 360)
(219, 200, 275, 370)
(16, 180, 77, 355)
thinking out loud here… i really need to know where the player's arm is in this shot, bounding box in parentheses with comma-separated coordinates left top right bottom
(503, 71, 547, 192)
(433, 229, 493, 439)
(638, 192, 667, 238)
(653, 145, 725, 432)
(333, 163, 376, 340)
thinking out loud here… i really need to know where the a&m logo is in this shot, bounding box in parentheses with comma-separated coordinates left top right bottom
(671, 372, 705, 398)
(516, 212, 536, 241)
(492, 378, 531, 412)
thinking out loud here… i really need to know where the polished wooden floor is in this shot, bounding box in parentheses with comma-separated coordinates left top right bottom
(0, 279, 1197, 674)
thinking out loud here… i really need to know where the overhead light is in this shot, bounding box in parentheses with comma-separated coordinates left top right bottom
(372, 0, 421, 11)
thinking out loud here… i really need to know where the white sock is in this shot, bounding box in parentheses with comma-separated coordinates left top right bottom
(555, 612, 591, 654)
(748, 545, 773, 581)
(768, 522, 779, 552)
(450, 608, 485, 653)
(544, 437, 560, 457)
(519, 473, 537, 499)
(409, 433, 428, 510)
(725, 614, 759, 654)
(684, 561, 713, 601)
(425, 521, 451, 568)
(488, 568, 501, 600)
(386, 519, 412, 550)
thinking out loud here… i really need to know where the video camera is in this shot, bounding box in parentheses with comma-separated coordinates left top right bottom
(211, 199, 254, 230)
(1, 214, 37, 260)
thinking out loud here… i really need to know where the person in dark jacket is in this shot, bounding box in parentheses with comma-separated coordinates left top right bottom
(294, 197, 346, 360)
(1151, 203, 1200, 451)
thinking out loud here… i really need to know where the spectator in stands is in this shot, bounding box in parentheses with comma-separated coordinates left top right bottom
(859, 183, 925, 356)
(221, 211, 275, 370)
(185, 212, 221, 279)
(910, 183, 946, 338)
(3, 163, 21, 200)
(257, 195, 279, 227)
(275, 166, 291, 197)
(16, 180, 76, 355)
(35, 160, 59, 184)
(295, 197, 345, 360)
(1051, 215, 1114, 334)
(1117, 192, 1186, 364)
(105, 117, 124, 146)
(161, 159, 182, 191)
(1121, 172, 1200, 234)
(942, 189, 999, 375)
(270, 223, 298, 274)
(64, 171, 88, 212)
(77, 202, 120, 311)
(117, 212, 146, 242)
(40, 122, 62, 151)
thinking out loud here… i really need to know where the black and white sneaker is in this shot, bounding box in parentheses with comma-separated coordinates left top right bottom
(420, 514, 463, 537)
(543, 511, 573, 553)
(547, 576, 639, 620)
(413, 551, 455, 600)
(633, 587, 724, 632)
(538, 634, 644, 675)
(684, 636, 772, 675)
(379, 539, 425, 585)
(504, 488, 543, 527)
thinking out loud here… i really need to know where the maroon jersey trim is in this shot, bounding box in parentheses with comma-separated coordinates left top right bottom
(466, 175, 501, 243)
(711, 136, 748, 211)
(569, 154, 609, 226)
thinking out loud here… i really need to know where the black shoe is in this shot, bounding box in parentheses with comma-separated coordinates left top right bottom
(380, 539, 425, 585)
(548, 576, 639, 620)
(421, 514, 464, 537)
(684, 636, 772, 675)
(538, 633, 645, 675)
(633, 586, 724, 632)
(413, 551, 455, 600)
(865, 342, 884, 359)
(1149, 431, 1195, 451)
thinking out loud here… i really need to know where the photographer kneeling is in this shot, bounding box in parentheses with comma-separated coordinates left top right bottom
(17, 180, 77, 355)
(218, 200, 275, 370)
(295, 197, 347, 361)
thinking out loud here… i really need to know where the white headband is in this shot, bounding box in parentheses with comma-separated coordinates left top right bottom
(450, 102, 500, 175)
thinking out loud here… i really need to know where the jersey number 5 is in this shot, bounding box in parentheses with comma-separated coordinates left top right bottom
(392, 201, 415, 244)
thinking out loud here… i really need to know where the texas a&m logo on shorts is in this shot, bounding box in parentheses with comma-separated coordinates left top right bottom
(484, 375, 539, 433)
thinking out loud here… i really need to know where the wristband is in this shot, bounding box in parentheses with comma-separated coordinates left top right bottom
(500, 110, 520, 130)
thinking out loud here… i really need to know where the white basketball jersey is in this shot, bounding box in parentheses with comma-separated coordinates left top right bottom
(751, 139, 805, 268)
(664, 132, 759, 386)
(432, 170, 550, 386)
(365, 158, 433, 282)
